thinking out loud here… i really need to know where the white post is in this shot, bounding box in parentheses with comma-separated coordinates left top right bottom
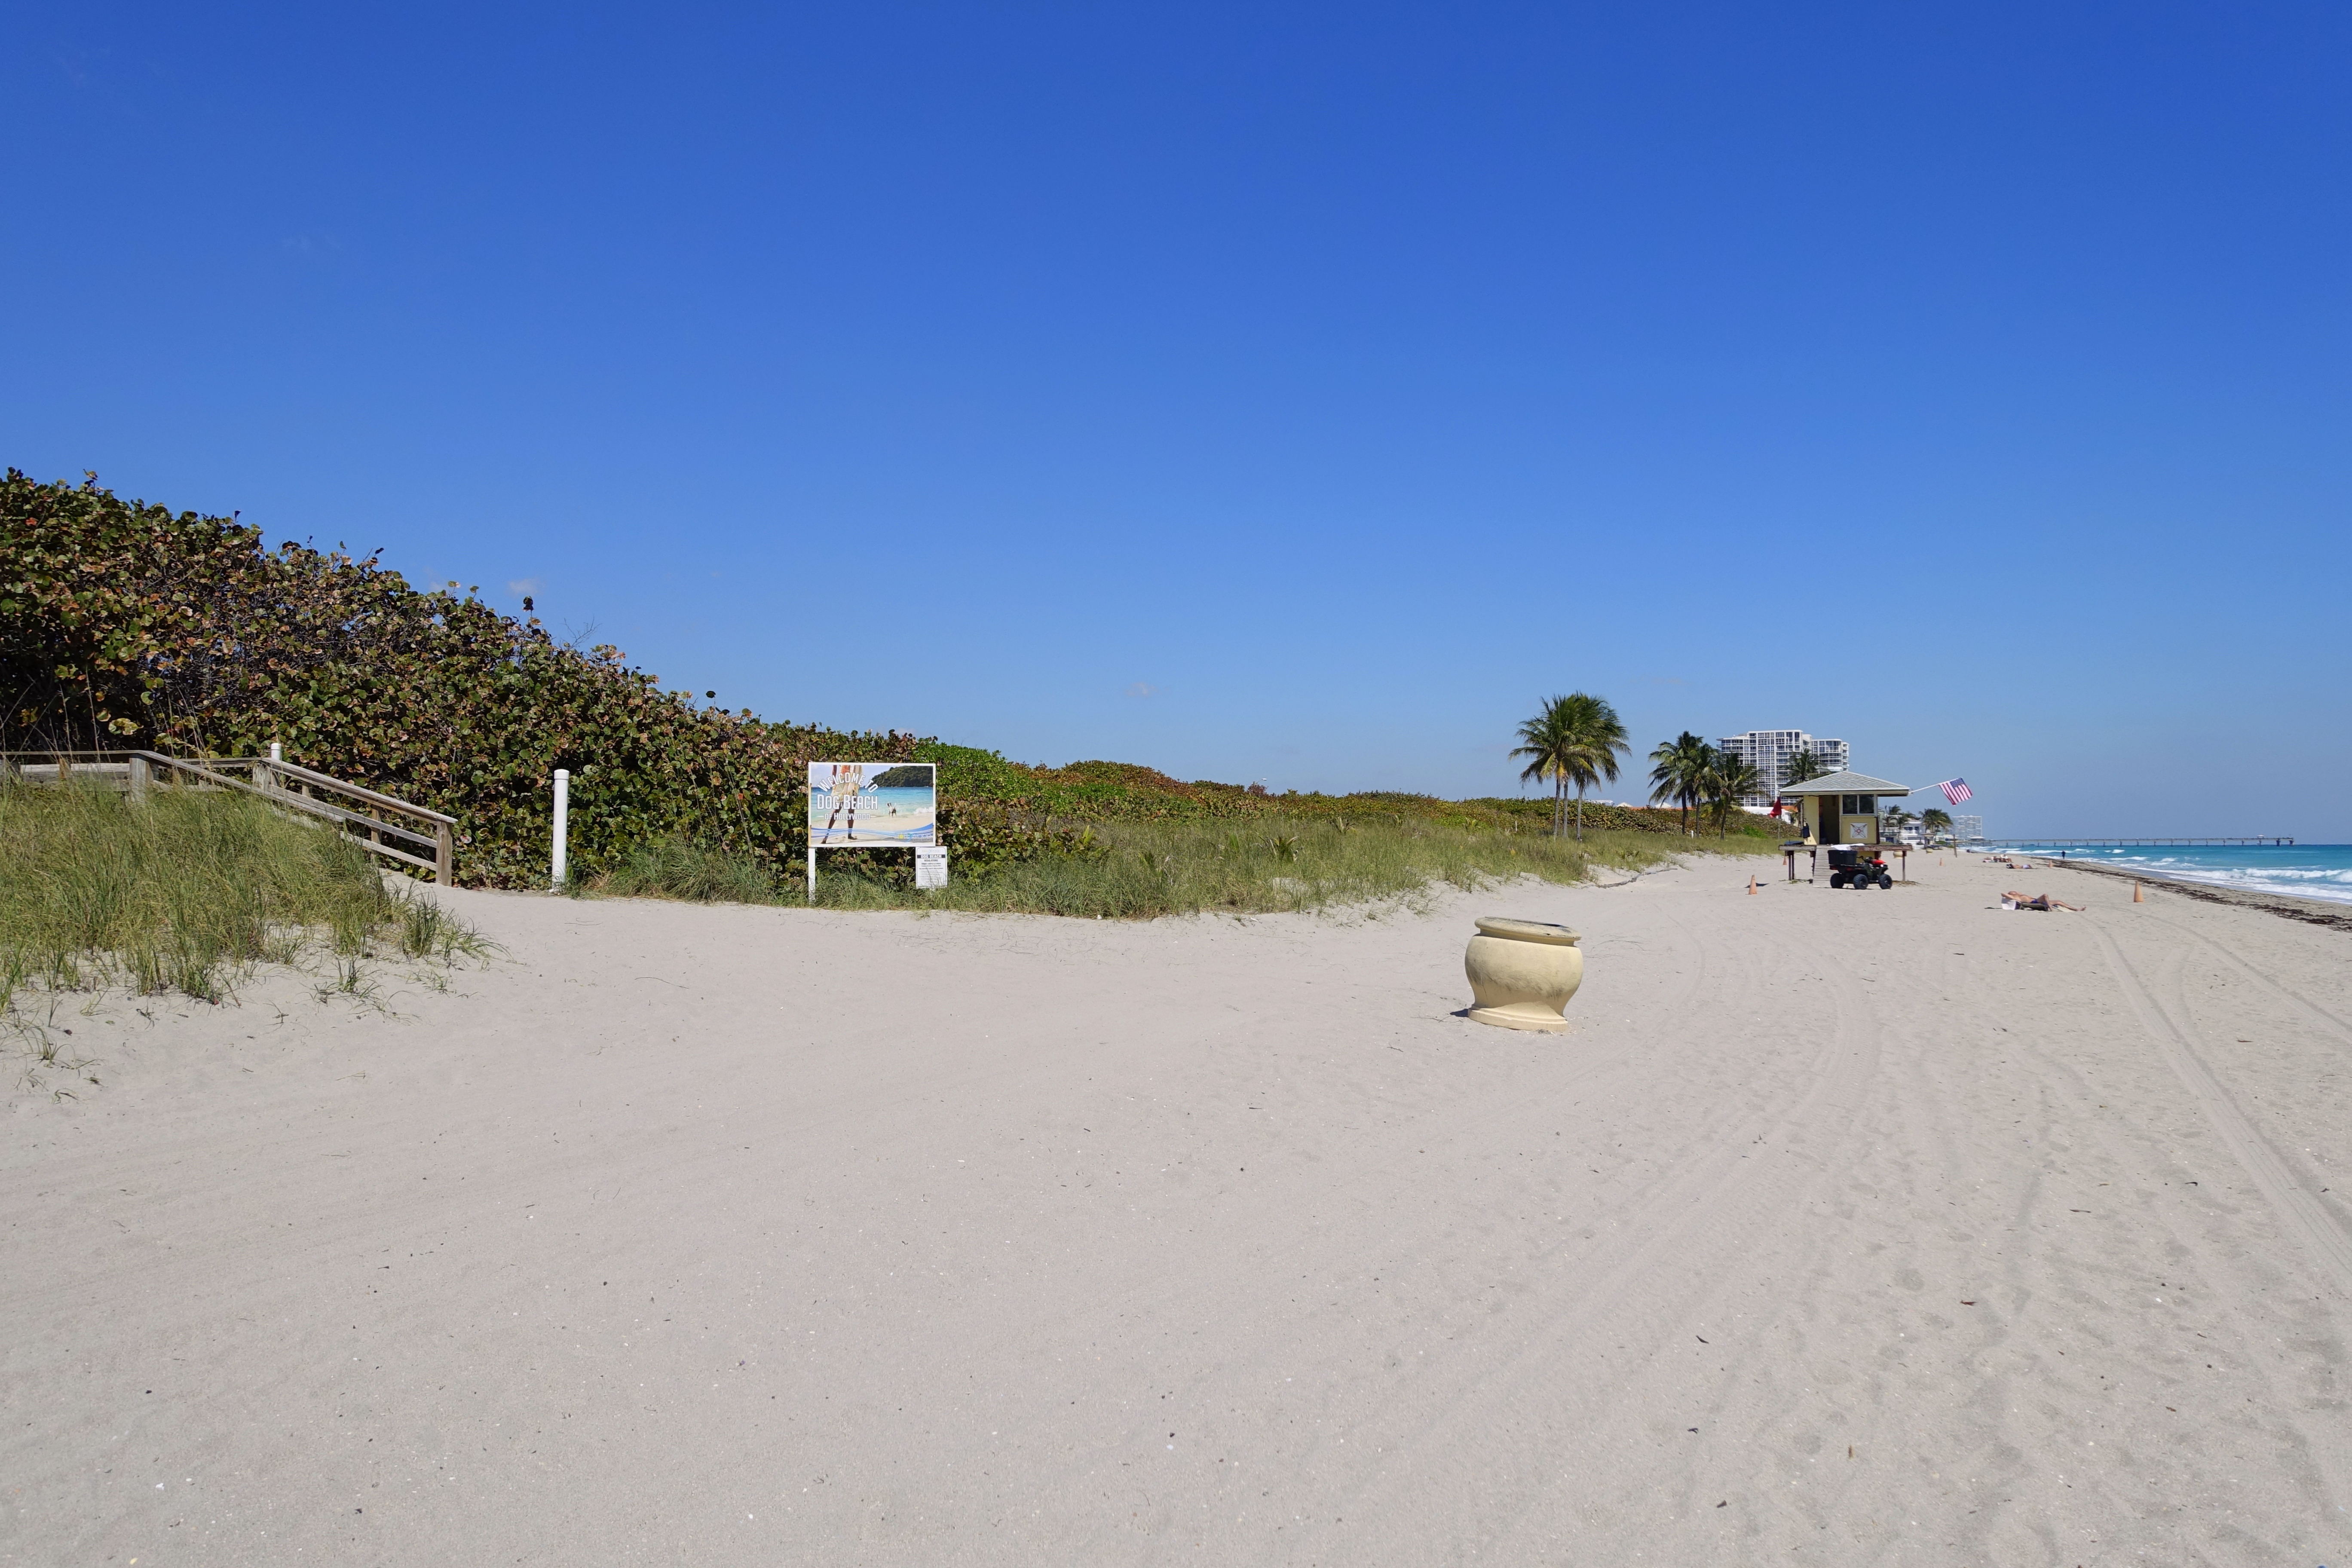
(551, 769, 570, 889)
(806, 843, 816, 903)
(266, 740, 282, 793)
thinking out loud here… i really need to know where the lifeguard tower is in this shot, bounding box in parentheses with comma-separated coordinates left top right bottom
(1775, 770, 1913, 884)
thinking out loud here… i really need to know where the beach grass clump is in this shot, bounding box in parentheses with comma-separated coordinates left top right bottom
(800, 817, 1776, 918)
(0, 778, 485, 1008)
(596, 836, 780, 903)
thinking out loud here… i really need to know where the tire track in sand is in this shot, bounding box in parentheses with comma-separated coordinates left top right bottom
(1305, 900, 1888, 1547)
(2088, 918, 2352, 1298)
(2136, 906, 2352, 1045)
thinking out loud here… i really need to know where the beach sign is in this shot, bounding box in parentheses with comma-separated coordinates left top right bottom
(808, 762, 937, 846)
(915, 845, 948, 889)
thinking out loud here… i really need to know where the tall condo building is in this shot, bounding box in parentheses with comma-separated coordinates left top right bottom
(1716, 730, 1850, 805)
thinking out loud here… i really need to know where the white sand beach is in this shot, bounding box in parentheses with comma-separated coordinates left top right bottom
(4, 854, 2348, 1565)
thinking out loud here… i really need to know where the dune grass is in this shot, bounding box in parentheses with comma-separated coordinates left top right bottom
(591, 816, 1779, 918)
(597, 836, 780, 904)
(0, 778, 486, 1009)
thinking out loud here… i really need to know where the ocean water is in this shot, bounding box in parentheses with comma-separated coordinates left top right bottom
(1975, 843, 2352, 906)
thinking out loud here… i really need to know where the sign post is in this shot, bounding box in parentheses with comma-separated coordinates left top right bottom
(806, 761, 937, 901)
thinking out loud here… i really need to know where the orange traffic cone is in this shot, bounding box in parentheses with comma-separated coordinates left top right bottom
(2133, 880, 2144, 903)
(1747, 875, 1758, 895)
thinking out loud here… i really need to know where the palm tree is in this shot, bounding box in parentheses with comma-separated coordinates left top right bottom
(1921, 806, 1953, 844)
(1513, 693, 1631, 838)
(1782, 747, 1826, 786)
(1513, 695, 1630, 838)
(1511, 697, 1580, 836)
(1647, 731, 1714, 836)
(1705, 753, 1761, 837)
(1553, 692, 1629, 841)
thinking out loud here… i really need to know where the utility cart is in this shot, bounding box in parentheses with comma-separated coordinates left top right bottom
(1825, 845, 1893, 889)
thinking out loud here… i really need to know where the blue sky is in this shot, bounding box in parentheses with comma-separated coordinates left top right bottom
(9, 3, 2348, 836)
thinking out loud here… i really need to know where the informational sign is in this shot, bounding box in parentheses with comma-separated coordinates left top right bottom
(808, 762, 936, 846)
(914, 846, 948, 889)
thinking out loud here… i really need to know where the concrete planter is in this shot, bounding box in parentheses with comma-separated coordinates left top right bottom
(1464, 917, 1583, 1033)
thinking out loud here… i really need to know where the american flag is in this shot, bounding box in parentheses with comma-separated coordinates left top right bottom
(1935, 777, 1972, 805)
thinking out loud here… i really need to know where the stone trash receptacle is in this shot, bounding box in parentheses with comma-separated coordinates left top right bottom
(1464, 916, 1583, 1033)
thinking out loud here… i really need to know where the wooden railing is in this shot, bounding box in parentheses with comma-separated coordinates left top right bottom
(2, 749, 456, 885)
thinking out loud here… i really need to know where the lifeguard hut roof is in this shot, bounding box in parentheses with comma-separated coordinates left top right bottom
(1775, 770, 1911, 797)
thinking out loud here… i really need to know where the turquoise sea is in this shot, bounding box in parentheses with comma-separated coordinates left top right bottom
(1976, 843, 2352, 905)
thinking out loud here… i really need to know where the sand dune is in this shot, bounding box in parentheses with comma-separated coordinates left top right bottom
(4, 855, 2348, 1564)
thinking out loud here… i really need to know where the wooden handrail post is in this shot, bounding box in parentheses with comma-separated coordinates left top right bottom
(129, 755, 149, 805)
(57, 752, 70, 782)
(436, 823, 456, 886)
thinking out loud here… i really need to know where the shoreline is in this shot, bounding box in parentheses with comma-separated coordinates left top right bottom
(2016, 853, 2352, 932)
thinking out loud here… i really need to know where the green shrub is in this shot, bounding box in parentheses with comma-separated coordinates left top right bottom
(2, 470, 1780, 902)
(918, 742, 1785, 840)
(1, 470, 919, 888)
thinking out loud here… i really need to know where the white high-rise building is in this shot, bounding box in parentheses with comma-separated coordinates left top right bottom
(1717, 730, 1849, 806)
(1954, 814, 1984, 843)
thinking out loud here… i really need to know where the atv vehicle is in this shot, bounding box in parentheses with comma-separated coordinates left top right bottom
(1826, 846, 1893, 890)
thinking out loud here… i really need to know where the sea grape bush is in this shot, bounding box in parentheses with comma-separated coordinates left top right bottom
(3, 471, 1767, 888)
(0, 471, 1094, 886)
(918, 744, 1758, 838)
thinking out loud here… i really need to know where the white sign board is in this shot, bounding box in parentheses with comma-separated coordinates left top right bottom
(804, 760, 943, 901)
